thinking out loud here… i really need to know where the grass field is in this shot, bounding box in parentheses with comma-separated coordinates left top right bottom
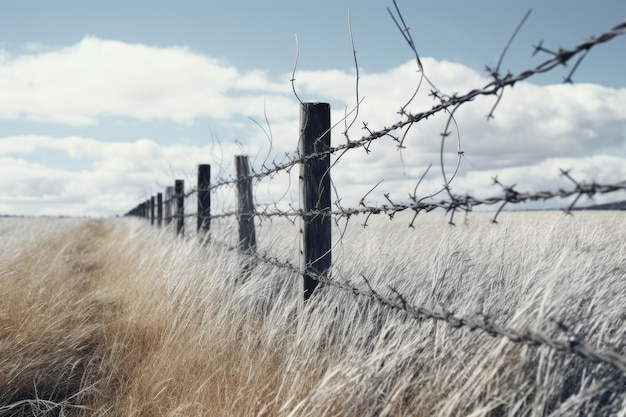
(0, 211, 624, 416)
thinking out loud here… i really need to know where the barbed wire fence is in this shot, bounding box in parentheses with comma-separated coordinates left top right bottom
(125, 10, 626, 377)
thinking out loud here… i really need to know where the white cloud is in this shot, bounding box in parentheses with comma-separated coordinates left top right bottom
(0, 157, 69, 201)
(364, 62, 624, 163)
(0, 134, 271, 216)
(0, 38, 625, 216)
(0, 37, 290, 126)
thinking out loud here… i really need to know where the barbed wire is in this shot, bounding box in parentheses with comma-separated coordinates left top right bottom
(161, 174, 626, 226)
(122, 11, 626, 382)
(340, 173, 626, 226)
(205, 238, 626, 375)
(196, 19, 626, 195)
(126, 18, 626, 222)
(184, 188, 197, 199)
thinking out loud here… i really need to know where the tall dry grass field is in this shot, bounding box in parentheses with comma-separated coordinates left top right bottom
(0, 211, 624, 416)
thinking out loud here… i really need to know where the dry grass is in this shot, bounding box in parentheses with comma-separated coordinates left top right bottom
(0, 211, 624, 416)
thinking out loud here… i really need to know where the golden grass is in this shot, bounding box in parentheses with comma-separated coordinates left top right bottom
(0, 218, 312, 416)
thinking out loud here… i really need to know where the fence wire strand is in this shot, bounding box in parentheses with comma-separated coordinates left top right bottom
(205, 237, 626, 376)
(127, 19, 626, 221)
(196, 19, 626, 195)
(124, 14, 626, 379)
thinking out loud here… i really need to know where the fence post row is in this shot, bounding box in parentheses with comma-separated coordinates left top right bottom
(197, 164, 211, 235)
(164, 186, 174, 226)
(124, 102, 332, 303)
(175, 179, 184, 236)
(150, 196, 155, 226)
(300, 102, 332, 301)
(157, 192, 163, 227)
(235, 156, 257, 254)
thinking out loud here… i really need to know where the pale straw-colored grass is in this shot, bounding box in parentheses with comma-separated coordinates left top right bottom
(0, 211, 624, 416)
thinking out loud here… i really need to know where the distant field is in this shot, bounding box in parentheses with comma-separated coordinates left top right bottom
(0, 211, 624, 416)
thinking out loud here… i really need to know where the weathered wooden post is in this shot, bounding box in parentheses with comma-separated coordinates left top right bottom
(197, 164, 211, 235)
(164, 186, 174, 226)
(235, 156, 256, 254)
(299, 102, 332, 301)
(175, 180, 184, 236)
(157, 192, 163, 227)
(150, 196, 155, 226)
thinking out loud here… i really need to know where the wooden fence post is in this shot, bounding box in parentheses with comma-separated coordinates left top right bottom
(144, 200, 150, 220)
(175, 180, 184, 236)
(197, 164, 211, 235)
(299, 102, 332, 301)
(150, 196, 155, 226)
(157, 193, 163, 227)
(235, 156, 256, 254)
(164, 186, 174, 226)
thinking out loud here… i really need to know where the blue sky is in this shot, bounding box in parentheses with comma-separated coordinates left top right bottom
(0, 1, 625, 216)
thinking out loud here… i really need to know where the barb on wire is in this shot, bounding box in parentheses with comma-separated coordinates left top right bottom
(488, 9, 533, 80)
(563, 48, 590, 83)
(407, 164, 432, 228)
(559, 168, 595, 214)
(484, 10, 532, 120)
(386, 0, 439, 113)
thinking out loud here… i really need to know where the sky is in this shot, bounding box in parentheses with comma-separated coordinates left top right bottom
(0, 0, 625, 217)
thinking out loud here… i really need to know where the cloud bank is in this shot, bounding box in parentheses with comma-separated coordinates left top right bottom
(0, 37, 290, 125)
(0, 37, 624, 217)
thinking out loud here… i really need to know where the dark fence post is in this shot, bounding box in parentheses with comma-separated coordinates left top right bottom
(197, 164, 211, 236)
(164, 186, 174, 226)
(175, 180, 184, 236)
(235, 156, 256, 254)
(157, 193, 163, 227)
(299, 102, 332, 301)
(150, 196, 155, 226)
